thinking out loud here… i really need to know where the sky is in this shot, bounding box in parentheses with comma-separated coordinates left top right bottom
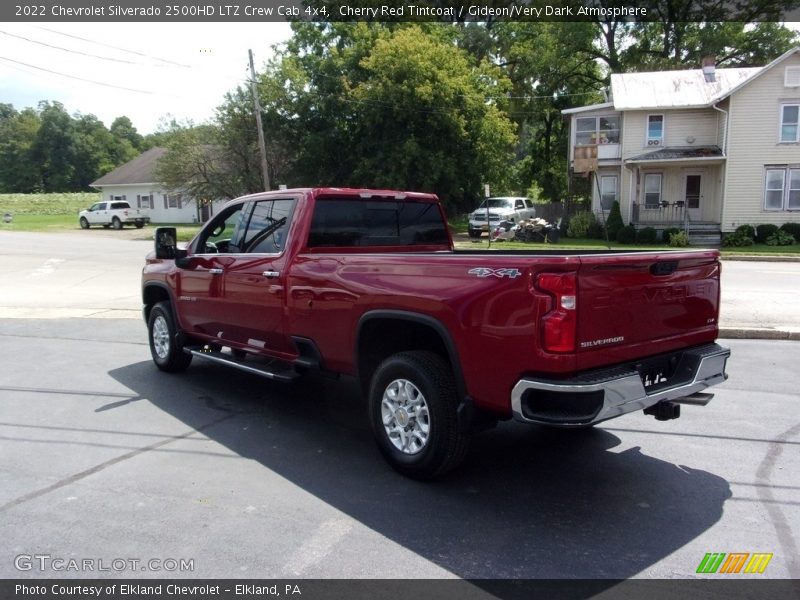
(2, 21, 800, 136)
(0, 22, 294, 134)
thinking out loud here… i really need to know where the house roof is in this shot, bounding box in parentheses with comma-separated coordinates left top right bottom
(563, 47, 800, 113)
(610, 67, 761, 110)
(91, 147, 167, 187)
(626, 145, 724, 164)
(561, 102, 615, 115)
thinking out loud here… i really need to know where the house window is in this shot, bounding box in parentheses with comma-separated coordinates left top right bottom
(785, 66, 800, 87)
(765, 167, 800, 211)
(644, 173, 662, 208)
(138, 194, 153, 209)
(575, 115, 620, 145)
(647, 115, 664, 146)
(780, 105, 799, 142)
(164, 193, 183, 209)
(600, 175, 617, 210)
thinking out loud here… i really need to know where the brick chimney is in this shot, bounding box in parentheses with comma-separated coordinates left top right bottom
(702, 56, 716, 83)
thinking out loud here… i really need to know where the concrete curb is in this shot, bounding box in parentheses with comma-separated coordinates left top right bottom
(719, 328, 800, 341)
(721, 255, 800, 262)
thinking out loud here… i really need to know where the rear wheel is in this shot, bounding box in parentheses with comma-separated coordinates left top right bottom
(368, 351, 470, 480)
(148, 301, 192, 372)
(135, 221, 145, 229)
(112, 217, 122, 230)
(79, 217, 89, 229)
(467, 228, 481, 239)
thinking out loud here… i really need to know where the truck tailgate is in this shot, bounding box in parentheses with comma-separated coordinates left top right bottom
(575, 251, 721, 370)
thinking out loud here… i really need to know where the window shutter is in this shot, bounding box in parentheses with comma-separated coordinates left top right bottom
(150, 196, 154, 209)
(786, 66, 800, 87)
(177, 194, 182, 209)
(122, 195, 126, 201)
(137, 194, 141, 208)
(163, 195, 168, 209)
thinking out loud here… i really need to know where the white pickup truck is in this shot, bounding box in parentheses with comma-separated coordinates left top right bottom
(79, 200, 150, 230)
(467, 196, 536, 238)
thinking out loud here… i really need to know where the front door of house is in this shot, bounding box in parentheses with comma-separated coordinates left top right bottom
(685, 173, 702, 221)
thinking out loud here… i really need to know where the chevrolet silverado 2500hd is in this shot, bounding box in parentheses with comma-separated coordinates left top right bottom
(142, 188, 730, 479)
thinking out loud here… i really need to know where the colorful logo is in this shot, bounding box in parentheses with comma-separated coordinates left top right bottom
(696, 552, 773, 574)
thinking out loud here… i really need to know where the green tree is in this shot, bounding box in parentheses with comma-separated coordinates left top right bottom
(0, 105, 41, 192)
(348, 26, 516, 211)
(110, 116, 144, 151)
(30, 101, 76, 192)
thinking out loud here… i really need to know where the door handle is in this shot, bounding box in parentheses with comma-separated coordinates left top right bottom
(208, 268, 224, 275)
(262, 270, 280, 278)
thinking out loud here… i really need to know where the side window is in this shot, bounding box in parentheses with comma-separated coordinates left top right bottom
(196, 203, 249, 254)
(307, 199, 448, 247)
(514, 200, 525, 210)
(111, 202, 128, 210)
(241, 199, 295, 254)
(525, 199, 534, 208)
(89, 203, 103, 211)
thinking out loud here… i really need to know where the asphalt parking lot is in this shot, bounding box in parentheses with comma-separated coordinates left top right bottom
(0, 231, 798, 581)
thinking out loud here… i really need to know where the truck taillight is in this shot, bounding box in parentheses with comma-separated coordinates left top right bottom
(536, 272, 577, 353)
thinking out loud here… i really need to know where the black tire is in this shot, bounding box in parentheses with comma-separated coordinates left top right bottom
(467, 228, 481, 239)
(112, 217, 122, 230)
(147, 301, 192, 372)
(79, 217, 89, 229)
(546, 228, 560, 244)
(135, 221, 145, 229)
(368, 351, 470, 480)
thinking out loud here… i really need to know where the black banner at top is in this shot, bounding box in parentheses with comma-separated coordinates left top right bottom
(3, 0, 800, 23)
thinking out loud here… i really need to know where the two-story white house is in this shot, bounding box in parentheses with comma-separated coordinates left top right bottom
(90, 147, 227, 224)
(563, 47, 800, 244)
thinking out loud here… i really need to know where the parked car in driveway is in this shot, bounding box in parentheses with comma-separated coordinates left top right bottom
(468, 196, 535, 238)
(79, 201, 150, 230)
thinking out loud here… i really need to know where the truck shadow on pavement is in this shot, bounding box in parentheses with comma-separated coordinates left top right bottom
(109, 360, 732, 580)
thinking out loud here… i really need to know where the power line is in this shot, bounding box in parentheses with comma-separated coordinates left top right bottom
(35, 26, 192, 68)
(0, 56, 159, 95)
(0, 30, 145, 66)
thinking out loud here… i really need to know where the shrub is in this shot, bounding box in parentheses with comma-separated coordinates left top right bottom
(606, 201, 624, 239)
(755, 224, 779, 244)
(734, 224, 755, 240)
(586, 221, 606, 240)
(566, 210, 596, 238)
(780, 222, 800, 241)
(668, 231, 690, 247)
(636, 227, 658, 244)
(766, 230, 796, 246)
(662, 227, 681, 245)
(722, 232, 755, 247)
(616, 225, 636, 244)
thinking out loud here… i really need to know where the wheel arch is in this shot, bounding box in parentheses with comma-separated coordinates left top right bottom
(356, 310, 468, 403)
(142, 282, 174, 323)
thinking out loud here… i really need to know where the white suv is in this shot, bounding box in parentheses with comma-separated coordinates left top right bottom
(467, 197, 535, 238)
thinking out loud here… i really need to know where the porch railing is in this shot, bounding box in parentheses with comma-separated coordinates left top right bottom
(631, 201, 686, 225)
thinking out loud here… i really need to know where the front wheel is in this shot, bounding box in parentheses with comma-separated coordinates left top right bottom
(135, 221, 145, 229)
(148, 301, 192, 372)
(79, 217, 89, 229)
(368, 351, 470, 480)
(112, 217, 122, 230)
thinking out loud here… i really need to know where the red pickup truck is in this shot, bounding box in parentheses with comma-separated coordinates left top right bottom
(142, 188, 730, 479)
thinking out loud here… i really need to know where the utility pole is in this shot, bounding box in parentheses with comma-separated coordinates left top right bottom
(248, 48, 270, 191)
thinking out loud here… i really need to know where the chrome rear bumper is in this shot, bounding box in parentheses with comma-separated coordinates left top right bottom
(511, 343, 730, 426)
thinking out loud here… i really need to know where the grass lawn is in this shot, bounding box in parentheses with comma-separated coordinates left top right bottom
(454, 235, 800, 256)
(3, 194, 798, 256)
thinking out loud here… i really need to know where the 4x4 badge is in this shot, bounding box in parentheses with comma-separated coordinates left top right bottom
(468, 267, 522, 279)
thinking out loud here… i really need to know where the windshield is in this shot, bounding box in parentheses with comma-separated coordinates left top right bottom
(477, 199, 514, 210)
